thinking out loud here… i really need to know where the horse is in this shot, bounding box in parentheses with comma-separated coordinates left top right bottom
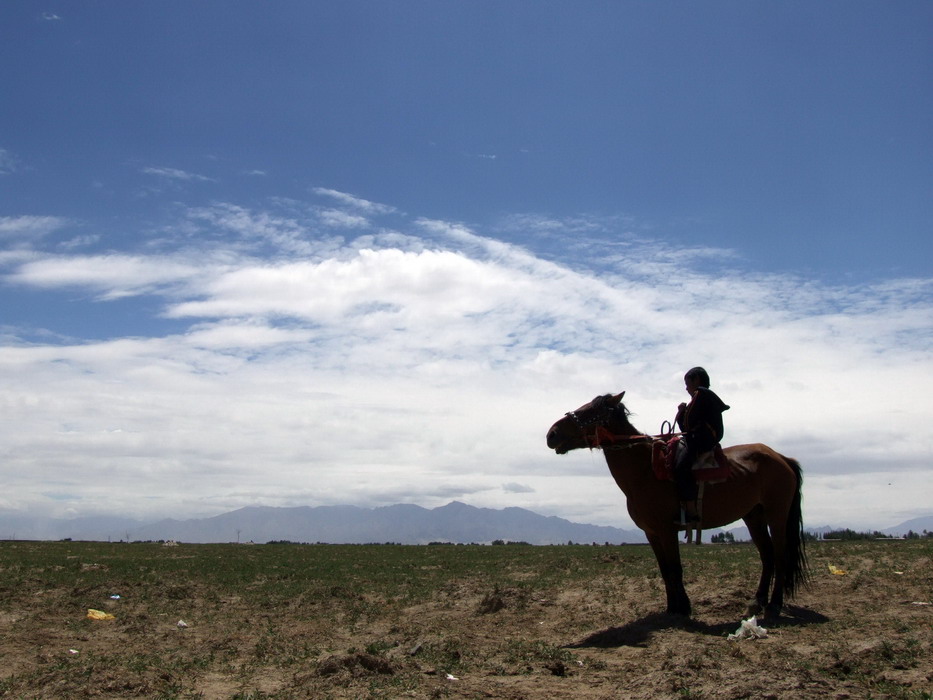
(546, 392, 808, 619)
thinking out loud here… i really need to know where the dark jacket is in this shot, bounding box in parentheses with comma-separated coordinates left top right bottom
(676, 387, 730, 452)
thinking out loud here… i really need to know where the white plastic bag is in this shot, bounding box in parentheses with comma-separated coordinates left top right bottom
(728, 615, 768, 640)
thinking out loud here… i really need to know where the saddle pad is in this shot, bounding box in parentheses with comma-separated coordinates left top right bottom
(652, 439, 732, 482)
(693, 447, 732, 482)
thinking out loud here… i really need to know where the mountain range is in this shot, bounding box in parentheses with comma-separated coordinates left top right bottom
(0, 502, 647, 545)
(1, 502, 930, 545)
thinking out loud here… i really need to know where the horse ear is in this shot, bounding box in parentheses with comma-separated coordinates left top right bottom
(609, 391, 625, 405)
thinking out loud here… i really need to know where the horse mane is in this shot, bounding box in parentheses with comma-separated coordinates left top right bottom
(601, 396, 637, 434)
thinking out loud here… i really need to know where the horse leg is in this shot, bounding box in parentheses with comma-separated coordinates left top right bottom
(742, 506, 773, 617)
(647, 532, 691, 616)
(765, 514, 789, 619)
(763, 455, 808, 620)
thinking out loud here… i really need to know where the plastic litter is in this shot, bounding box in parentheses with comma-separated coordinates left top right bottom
(828, 564, 847, 576)
(68, 649, 79, 655)
(110, 594, 121, 599)
(728, 615, 768, 640)
(445, 673, 458, 681)
(86, 609, 115, 620)
(177, 620, 189, 628)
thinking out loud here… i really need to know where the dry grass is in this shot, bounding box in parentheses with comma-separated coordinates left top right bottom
(0, 539, 930, 699)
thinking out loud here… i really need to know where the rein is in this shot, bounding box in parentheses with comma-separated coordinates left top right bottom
(565, 407, 680, 451)
(586, 427, 657, 450)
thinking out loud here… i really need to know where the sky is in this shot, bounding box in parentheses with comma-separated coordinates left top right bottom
(1, 2, 932, 533)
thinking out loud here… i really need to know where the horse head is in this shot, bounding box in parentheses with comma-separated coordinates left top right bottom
(546, 391, 636, 454)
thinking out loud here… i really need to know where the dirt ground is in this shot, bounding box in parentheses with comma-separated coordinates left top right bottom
(1, 540, 931, 699)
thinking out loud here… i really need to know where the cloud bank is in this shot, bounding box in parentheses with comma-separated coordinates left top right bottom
(1, 192, 931, 530)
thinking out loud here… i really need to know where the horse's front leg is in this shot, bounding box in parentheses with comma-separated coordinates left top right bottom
(647, 531, 691, 616)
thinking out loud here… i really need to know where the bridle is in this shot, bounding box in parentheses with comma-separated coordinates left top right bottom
(564, 402, 658, 450)
(564, 408, 608, 430)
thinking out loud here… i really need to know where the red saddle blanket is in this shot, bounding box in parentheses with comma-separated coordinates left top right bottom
(652, 437, 732, 482)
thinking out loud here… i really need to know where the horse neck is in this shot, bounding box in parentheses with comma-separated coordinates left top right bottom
(602, 441, 654, 496)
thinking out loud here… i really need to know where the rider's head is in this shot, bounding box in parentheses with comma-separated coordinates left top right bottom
(684, 366, 711, 389)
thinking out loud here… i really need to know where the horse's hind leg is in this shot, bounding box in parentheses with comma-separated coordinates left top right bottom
(765, 515, 789, 619)
(743, 506, 773, 616)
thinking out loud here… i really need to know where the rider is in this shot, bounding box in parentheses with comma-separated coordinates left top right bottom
(674, 367, 730, 524)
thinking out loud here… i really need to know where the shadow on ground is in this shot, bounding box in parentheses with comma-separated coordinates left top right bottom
(566, 604, 831, 649)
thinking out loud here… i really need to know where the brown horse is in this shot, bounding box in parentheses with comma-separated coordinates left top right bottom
(546, 392, 808, 618)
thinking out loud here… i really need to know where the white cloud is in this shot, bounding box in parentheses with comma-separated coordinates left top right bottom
(8, 254, 206, 300)
(59, 234, 101, 250)
(185, 203, 322, 256)
(318, 208, 370, 229)
(142, 166, 215, 182)
(164, 248, 535, 330)
(184, 321, 314, 350)
(312, 187, 397, 215)
(0, 215, 69, 240)
(1, 200, 931, 530)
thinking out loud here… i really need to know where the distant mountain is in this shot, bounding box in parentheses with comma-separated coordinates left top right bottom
(2, 504, 930, 545)
(0, 514, 144, 542)
(883, 515, 933, 536)
(128, 501, 648, 545)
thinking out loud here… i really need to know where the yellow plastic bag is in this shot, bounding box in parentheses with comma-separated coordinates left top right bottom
(828, 564, 847, 576)
(87, 608, 115, 620)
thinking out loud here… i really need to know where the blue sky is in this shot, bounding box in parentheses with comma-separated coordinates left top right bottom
(2, 2, 932, 532)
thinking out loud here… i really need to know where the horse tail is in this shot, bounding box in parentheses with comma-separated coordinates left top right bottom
(783, 456, 810, 597)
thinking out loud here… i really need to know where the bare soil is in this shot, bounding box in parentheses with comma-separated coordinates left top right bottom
(1, 540, 931, 699)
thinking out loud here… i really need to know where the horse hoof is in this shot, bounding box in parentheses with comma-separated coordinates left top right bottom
(763, 605, 782, 621)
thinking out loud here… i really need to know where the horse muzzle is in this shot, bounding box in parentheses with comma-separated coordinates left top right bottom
(546, 426, 568, 453)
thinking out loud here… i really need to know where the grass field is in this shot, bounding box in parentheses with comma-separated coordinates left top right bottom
(1, 539, 931, 699)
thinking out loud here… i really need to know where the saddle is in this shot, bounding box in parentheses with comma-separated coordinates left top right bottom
(652, 436, 732, 482)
